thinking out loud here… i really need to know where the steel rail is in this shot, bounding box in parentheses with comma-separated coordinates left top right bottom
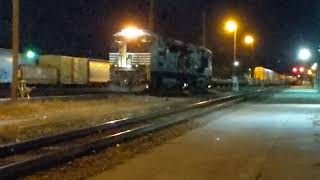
(0, 89, 266, 178)
(0, 94, 242, 157)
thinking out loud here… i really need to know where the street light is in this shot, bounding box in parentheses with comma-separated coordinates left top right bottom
(311, 63, 318, 71)
(244, 35, 255, 72)
(244, 35, 254, 45)
(298, 48, 311, 61)
(225, 20, 238, 63)
(233, 61, 240, 67)
(225, 20, 238, 32)
(225, 20, 238, 92)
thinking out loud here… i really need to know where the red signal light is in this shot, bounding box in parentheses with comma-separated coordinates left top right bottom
(292, 67, 298, 73)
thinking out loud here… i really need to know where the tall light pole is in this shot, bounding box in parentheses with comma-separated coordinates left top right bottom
(225, 20, 238, 65)
(149, 0, 155, 32)
(297, 48, 315, 88)
(244, 35, 254, 49)
(202, 9, 207, 47)
(244, 35, 254, 70)
(225, 20, 238, 91)
(11, 0, 19, 99)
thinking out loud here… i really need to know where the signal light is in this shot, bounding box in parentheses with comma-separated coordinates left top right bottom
(292, 67, 298, 73)
(299, 67, 305, 73)
(24, 50, 37, 59)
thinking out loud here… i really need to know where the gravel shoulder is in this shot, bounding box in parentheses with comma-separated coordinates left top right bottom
(0, 93, 224, 144)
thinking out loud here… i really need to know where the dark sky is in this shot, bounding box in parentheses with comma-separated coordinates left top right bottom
(1, 0, 320, 74)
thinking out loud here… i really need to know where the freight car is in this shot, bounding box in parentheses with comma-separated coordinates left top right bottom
(0, 49, 111, 87)
(0, 48, 37, 84)
(109, 35, 213, 94)
(35, 55, 111, 86)
(253, 66, 294, 86)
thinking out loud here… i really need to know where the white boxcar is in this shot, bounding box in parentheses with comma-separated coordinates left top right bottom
(89, 60, 110, 83)
(39, 55, 89, 84)
(19, 65, 58, 85)
(0, 48, 37, 83)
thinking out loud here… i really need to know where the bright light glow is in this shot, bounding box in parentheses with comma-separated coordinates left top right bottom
(298, 48, 311, 61)
(311, 63, 318, 71)
(299, 67, 305, 73)
(308, 69, 313, 75)
(225, 20, 238, 32)
(119, 26, 145, 39)
(233, 61, 239, 67)
(248, 68, 252, 71)
(298, 75, 301, 78)
(244, 35, 254, 44)
(292, 67, 298, 73)
(183, 83, 189, 89)
(26, 50, 36, 59)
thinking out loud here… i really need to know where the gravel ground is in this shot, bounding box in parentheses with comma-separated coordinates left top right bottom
(21, 102, 226, 180)
(0, 93, 222, 144)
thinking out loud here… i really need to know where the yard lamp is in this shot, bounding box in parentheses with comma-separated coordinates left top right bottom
(298, 48, 311, 61)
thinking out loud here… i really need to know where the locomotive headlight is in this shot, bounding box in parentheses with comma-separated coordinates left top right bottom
(208, 85, 212, 89)
(135, 64, 139, 68)
(146, 84, 149, 89)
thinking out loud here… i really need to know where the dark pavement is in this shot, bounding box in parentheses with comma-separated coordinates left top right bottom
(89, 87, 320, 180)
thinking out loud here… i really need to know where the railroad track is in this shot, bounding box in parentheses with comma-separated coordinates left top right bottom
(0, 90, 264, 178)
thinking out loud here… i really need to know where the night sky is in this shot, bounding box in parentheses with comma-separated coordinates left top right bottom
(1, 0, 320, 75)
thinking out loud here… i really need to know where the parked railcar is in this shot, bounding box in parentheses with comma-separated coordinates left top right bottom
(38, 55, 111, 86)
(39, 55, 88, 85)
(88, 60, 110, 83)
(0, 48, 37, 83)
(19, 65, 58, 85)
(253, 66, 293, 86)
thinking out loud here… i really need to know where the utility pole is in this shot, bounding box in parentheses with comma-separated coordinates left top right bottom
(202, 9, 206, 47)
(11, 0, 19, 99)
(149, 0, 155, 32)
